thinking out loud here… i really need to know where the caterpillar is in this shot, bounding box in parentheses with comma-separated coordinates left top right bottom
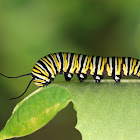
(1, 52, 140, 100)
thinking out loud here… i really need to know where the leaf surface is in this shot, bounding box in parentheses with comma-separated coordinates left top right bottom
(57, 80, 140, 140)
(0, 80, 140, 140)
(0, 86, 71, 140)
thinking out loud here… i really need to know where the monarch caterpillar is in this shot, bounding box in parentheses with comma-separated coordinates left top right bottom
(1, 52, 140, 100)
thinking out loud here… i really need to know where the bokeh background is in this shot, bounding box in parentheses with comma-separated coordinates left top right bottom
(0, 0, 140, 140)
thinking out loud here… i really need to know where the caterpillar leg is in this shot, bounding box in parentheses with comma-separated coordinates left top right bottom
(114, 75, 121, 83)
(45, 81, 51, 86)
(93, 75, 103, 83)
(77, 73, 87, 82)
(64, 72, 73, 81)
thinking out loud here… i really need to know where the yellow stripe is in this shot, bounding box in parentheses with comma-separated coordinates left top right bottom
(116, 57, 122, 75)
(106, 64, 112, 76)
(34, 82, 44, 87)
(134, 61, 140, 76)
(70, 54, 78, 73)
(34, 65, 49, 77)
(90, 62, 93, 75)
(83, 56, 92, 74)
(137, 72, 140, 77)
(63, 53, 68, 72)
(46, 56, 57, 75)
(123, 63, 127, 76)
(52, 54, 60, 72)
(134, 65, 139, 75)
(33, 79, 45, 83)
(32, 68, 41, 74)
(32, 72, 50, 81)
(98, 57, 107, 75)
(76, 55, 80, 74)
(42, 57, 56, 75)
(89, 56, 96, 75)
(82, 56, 88, 74)
(130, 59, 136, 75)
(42, 57, 52, 67)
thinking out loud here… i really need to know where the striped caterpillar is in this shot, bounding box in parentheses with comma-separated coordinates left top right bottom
(1, 52, 140, 100)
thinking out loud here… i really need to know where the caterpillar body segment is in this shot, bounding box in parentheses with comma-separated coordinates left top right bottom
(31, 52, 140, 87)
(1, 52, 140, 100)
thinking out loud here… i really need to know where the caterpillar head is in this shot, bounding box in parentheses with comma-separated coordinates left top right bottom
(31, 73, 51, 87)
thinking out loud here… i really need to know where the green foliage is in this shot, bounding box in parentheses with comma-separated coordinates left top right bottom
(61, 81, 140, 140)
(0, 86, 71, 140)
(0, 80, 139, 140)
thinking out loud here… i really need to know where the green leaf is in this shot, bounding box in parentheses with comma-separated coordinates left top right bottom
(0, 80, 140, 140)
(0, 86, 71, 140)
(56, 80, 140, 140)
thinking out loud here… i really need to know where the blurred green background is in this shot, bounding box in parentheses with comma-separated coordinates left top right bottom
(0, 0, 140, 140)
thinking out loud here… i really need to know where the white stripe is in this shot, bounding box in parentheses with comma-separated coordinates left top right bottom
(136, 61, 140, 74)
(129, 58, 132, 75)
(77, 54, 83, 72)
(40, 59, 55, 78)
(56, 53, 61, 72)
(36, 63, 49, 75)
(70, 54, 75, 73)
(97, 57, 102, 75)
(115, 57, 117, 76)
(62, 53, 65, 71)
(66, 53, 71, 71)
(125, 57, 128, 75)
(109, 57, 113, 73)
(50, 55, 58, 73)
(47, 56, 56, 75)
(32, 72, 50, 82)
(93, 56, 96, 74)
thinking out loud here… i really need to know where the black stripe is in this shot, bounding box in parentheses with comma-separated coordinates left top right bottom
(38, 60, 52, 79)
(67, 53, 74, 73)
(85, 56, 90, 71)
(117, 57, 119, 71)
(54, 53, 61, 73)
(133, 59, 139, 75)
(112, 57, 115, 78)
(88, 56, 93, 75)
(100, 57, 104, 71)
(127, 57, 131, 76)
(107, 57, 109, 64)
(33, 75, 46, 81)
(121, 57, 125, 76)
(116, 57, 122, 76)
(33, 65, 41, 74)
(135, 60, 140, 75)
(58, 52, 64, 74)
(48, 54, 58, 74)
(79, 55, 86, 73)
(137, 65, 140, 75)
(43, 56, 51, 64)
(122, 57, 125, 64)
(94, 56, 99, 76)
